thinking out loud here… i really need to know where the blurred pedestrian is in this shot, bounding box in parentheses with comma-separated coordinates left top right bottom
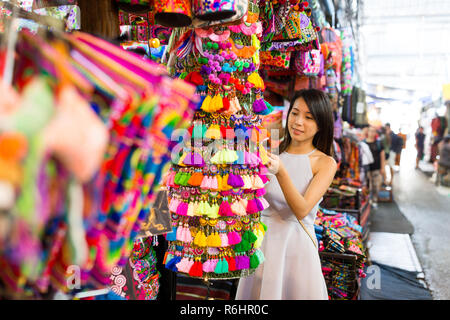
(437, 134, 450, 186)
(396, 128, 407, 166)
(415, 126, 426, 169)
(384, 123, 403, 185)
(364, 126, 386, 208)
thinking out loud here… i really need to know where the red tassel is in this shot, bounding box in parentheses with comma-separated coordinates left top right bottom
(226, 256, 236, 272)
(221, 96, 230, 112)
(189, 260, 203, 277)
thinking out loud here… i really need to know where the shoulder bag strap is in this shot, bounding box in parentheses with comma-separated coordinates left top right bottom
(297, 218, 318, 249)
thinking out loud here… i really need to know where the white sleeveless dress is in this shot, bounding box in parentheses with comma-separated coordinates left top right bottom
(235, 150, 328, 300)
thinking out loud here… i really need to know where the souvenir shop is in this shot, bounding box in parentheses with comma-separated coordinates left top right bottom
(0, 0, 369, 301)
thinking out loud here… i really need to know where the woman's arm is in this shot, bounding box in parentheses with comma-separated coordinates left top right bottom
(268, 153, 337, 220)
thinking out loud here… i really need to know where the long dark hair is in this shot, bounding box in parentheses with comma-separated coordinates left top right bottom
(279, 89, 334, 156)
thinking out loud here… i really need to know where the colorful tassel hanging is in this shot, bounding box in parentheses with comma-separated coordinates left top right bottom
(176, 201, 188, 216)
(188, 260, 203, 277)
(209, 258, 219, 272)
(240, 255, 250, 270)
(183, 151, 205, 167)
(169, 198, 180, 212)
(234, 255, 242, 270)
(227, 231, 242, 245)
(231, 200, 246, 216)
(218, 200, 233, 217)
(176, 224, 184, 241)
(219, 232, 229, 247)
(202, 259, 212, 273)
(166, 255, 181, 272)
(228, 173, 244, 188)
(259, 173, 269, 184)
(255, 187, 266, 197)
(246, 198, 259, 214)
(166, 227, 177, 241)
(221, 96, 230, 112)
(252, 175, 265, 189)
(250, 252, 260, 269)
(200, 175, 210, 189)
(245, 230, 258, 244)
(205, 124, 222, 140)
(194, 230, 207, 247)
(201, 95, 212, 112)
(253, 98, 268, 114)
(242, 175, 252, 189)
(255, 249, 265, 265)
(210, 175, 219, 190)
(258, 197, 270, 210)
(254, 198, 264, 212)
(221, 174, 232, 190)
(226, 256, 236, 271)
(188, 171, 204, 186)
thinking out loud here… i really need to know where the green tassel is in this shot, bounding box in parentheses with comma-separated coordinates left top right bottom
(221, 258, 229, 273)
(247, 230, 258, 244)
(250, 253, 260, 269)
(214, 259, 223, 274)
(174, 171, 183, 185)
(181, 172, 191, 186)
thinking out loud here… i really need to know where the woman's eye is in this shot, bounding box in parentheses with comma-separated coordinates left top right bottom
(306, 116, 313, 120)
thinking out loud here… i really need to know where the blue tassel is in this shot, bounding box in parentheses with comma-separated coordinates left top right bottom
(166, 227, 178, 241)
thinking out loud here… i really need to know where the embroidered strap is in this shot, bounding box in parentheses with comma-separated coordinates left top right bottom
(297, 218, 318, 249)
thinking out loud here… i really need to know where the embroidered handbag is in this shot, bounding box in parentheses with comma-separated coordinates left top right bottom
(154, 0, 193, 27)
(193, 0, 237, 21)
(260, 51, 292, 69)
(191, 0, 248, 28)
(294, 49, 321, 77)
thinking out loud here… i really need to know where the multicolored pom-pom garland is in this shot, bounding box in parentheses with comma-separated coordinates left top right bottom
(163, 11, 272, 279)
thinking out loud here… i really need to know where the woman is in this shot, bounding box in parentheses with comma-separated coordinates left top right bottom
(364, 127, 385, 208)
(236, 89, 337, 300)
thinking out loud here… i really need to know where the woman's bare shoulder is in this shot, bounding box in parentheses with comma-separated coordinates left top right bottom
(311, 150, 337, 174)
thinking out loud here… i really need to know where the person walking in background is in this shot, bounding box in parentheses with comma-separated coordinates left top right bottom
(396, 128, 407, 167)
(437, 134, 450, 186)
(364, 126, 386, 208)
(415, 126, 426, 169)
(384, 123, 403, 185)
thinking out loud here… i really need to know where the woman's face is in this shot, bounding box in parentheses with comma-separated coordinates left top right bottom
(287, 97, 319, 144)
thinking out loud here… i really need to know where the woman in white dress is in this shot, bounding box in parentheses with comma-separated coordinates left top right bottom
(236, 89, 337, 300)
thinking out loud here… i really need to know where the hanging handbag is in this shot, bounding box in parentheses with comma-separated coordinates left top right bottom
(294, 49, 321, 77)
(154, 0, 193, 28)
(191, 0, 248, 28)
(138, 189, 172, 237)
(193, 0, 237, 21)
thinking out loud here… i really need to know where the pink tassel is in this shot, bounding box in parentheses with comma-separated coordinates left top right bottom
(209, 258, 218, 272)
(255, 188, 266, 197)
(259, 197, 270, 210)
(228, 231, 242, 245)
(246, 199, 259, 214)
(259, 164, 269, 175)
(219, 200, 233, 217)
(176, 225, 184, 241)
(176, 202, 188, 216)
(259, 174, 269, 184)
(167, 171, 176, 187)
(169, 198, 180, 213)
(220, 233, 229, 247)
(203, 259, 212, 272)
(200, 176, 210, 189)
(210, 176, 218, 190)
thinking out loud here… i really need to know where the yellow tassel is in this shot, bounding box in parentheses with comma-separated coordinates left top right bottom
(205, 124, 222, 140)
(259, 144, 270, 165)
(201, 95, 212, 112)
